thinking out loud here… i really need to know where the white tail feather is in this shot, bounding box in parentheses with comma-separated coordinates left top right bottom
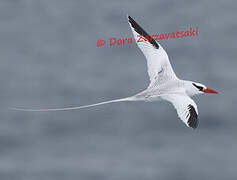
(10, 97, 135, 112)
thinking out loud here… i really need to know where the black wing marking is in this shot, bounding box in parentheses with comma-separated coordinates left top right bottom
(128, 16, 159, 49)
(187, 104, 199, 129)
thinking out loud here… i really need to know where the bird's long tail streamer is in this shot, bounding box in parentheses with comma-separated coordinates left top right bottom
(10, 97, 135, 112)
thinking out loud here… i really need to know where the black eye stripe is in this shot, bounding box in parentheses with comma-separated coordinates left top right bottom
(192, 83, 203, 91)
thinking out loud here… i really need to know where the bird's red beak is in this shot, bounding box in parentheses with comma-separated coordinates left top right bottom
(203, 88, 219, 94)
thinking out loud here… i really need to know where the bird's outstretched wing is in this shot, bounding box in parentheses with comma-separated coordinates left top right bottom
(162, 94, 199, 129)
(127, 15, 177, 87)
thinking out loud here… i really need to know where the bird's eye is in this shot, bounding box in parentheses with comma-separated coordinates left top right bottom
(192, 83, 203, 91)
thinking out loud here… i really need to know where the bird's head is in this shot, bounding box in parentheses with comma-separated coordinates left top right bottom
(185, 81, 219, 96)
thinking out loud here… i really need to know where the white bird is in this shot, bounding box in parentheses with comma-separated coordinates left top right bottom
(12, 15, 218, 129)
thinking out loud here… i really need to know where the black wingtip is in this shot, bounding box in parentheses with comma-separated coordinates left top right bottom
(187, 105, 199, 129)
(127, 15, 159, 49)
(127, 15, 132, 21)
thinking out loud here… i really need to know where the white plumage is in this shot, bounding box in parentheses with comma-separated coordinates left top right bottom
(11, 15, 219, 129)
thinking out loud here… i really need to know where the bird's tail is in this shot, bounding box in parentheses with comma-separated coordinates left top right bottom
(10, 96, 136, 112)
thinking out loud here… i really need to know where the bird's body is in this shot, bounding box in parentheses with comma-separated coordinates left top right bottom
(135, 79, 183, 100)
(12, 15, 218, 129)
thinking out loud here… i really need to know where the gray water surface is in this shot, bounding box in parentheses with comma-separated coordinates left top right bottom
(1, 0, 237, 179)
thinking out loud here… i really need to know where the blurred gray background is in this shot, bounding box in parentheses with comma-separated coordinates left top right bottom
(1, 0, 237, 179)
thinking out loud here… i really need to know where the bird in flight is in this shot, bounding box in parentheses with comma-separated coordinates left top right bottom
(12, 15, 218, 129)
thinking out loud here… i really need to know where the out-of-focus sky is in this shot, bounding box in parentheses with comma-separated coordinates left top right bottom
(1, 0, 237, 179)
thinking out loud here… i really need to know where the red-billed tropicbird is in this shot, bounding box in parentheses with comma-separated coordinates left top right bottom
(12, 15, 218, 129)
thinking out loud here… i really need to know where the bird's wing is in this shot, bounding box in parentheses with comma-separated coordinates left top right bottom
(162, 93, 199, 129)
(127, 15, 177, 86)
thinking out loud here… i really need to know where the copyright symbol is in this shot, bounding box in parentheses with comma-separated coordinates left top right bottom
(97, 39, 106, 47)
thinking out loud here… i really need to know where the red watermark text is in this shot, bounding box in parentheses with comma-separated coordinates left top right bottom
(97, 26, 199, 47)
